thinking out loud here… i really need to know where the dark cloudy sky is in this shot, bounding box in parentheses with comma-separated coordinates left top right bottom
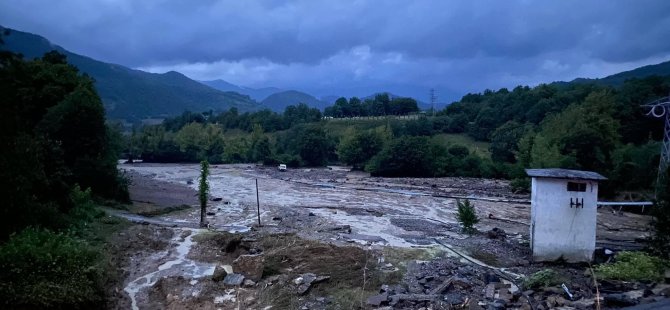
(2, 0, 670, 102)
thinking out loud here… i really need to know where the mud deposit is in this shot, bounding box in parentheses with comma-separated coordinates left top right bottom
(107, 163, 658, 309)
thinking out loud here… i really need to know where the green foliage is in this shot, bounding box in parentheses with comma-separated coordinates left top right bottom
(337, 128, 385, 168)
(0, 50, 127, 239)
(522, 269, 563, 289)
(510, 178, 531, 193)
(648, 168, 670, 258)
(366, 136, 445, 177)
(324, 93, 419, 117)
(596, 251, 667, 281)
(456, 199, 479, 233)
(0, 228, 103, 308)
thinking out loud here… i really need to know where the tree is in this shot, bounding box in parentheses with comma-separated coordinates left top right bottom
(249, 124, 272, 163)
(457, 199, 479, 233)
(366, 136, 446, 177)
(296, 126, 333, 166)
(337, 129, 385, 168)
(489, 121, 530, 163)
(199, 160, 210, 227)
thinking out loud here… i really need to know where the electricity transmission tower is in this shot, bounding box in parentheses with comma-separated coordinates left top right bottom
(643, 93, 670, 193)
(429, 88, 437, 117)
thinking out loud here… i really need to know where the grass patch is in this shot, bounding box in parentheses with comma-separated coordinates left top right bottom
(129, 203, 191, 217)
(433, 133, 491, 158)
(596, 251, 668, 282)
(468, 248, 499, 266)
(522, 269, 565, 289)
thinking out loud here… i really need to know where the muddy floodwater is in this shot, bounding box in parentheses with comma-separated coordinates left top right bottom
(120, 163, 649, 250)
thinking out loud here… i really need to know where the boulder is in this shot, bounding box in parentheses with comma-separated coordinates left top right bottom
(604, 293, 639, 307)
(487, 227, 506, 239)
(223, 273, 245, 287)
(366, 292, 389, 306)
(232, 254, 265, 281)
(212, 265, 228, 282)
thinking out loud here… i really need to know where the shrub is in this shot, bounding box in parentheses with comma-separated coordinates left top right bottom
(510, 177, 531, 194)
(523, 269, 563, 289)
(0, 228, 102, 308)
(457, 199, 479, 233)
(596, 251, 667, 282)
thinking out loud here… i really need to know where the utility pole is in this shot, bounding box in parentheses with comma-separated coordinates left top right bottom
(642, 93, 670, 196)
(429, 88, 437, 117)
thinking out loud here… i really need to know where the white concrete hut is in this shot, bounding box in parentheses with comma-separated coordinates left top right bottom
(525, 168, 607, 263)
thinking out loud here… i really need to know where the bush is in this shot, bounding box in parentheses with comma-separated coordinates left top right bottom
(523, 269, 563, 289)
(595, 251, 667, 282)
(457, 199, 479, 233)
(0, 228, 103, 308)
(510, 177, 531, 194)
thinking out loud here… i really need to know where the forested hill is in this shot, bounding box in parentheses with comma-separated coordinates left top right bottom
(261, 90, 329, 112)
(0, 27, 259, 122)
(567, 60, 670, 87)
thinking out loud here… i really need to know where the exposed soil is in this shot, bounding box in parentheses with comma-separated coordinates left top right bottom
(102, 163, 663, 309)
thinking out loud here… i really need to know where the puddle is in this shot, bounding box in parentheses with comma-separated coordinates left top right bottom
(123, 229, 215, 310)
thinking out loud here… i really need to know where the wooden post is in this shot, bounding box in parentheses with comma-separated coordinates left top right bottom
(256, 178, 261, 226)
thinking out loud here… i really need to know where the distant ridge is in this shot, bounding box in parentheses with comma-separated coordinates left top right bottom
(568, 60, 670, 86)
(0, 26, 259, 122)
(200, 79, 282, 101)
(261, 90, 329, 112)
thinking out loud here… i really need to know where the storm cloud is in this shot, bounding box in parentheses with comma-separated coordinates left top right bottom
(2, 0, 669, 101)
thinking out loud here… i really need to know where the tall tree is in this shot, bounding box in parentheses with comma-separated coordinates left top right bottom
(199, 160, 210, 227)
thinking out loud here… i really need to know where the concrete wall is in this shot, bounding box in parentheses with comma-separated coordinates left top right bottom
(530, 177, 598, 262)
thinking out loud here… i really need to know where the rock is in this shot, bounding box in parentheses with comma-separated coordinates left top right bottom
(516, 259, 530, 267)
(295, 273, 330, 295)
(484, 272, 501, 284)
(243, 279, 256, 287)
(498, 288, 513, 303)
(206, 211, 216, 216)
(211, 197, 223, 202)
(272, 216, 282, 221)
(485, 283, 496, 299)
(623, 290, 645, 301)
(223, 273, 245, 287)
(212, 265, 228, 282)
(491, 299, 507, 310)
(604, 293, 639, 307)
(294, 276, 304, 285)
(487, 227, 506, 239)
(186, 179, 194, 185)
(652, 284, 670, 296)
(443, 292, 465, 305)
(232, 254, 264, 281)
(452, 276, 472, 289)
(308, 212, 315, 216)
(366, 292, 389, 306)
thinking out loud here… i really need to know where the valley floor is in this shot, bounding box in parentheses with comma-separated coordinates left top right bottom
(101, 163, 661, 309)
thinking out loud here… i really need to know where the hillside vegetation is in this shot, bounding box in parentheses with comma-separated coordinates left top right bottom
(0, 44, 129, 307)
(128, 71, 670, 197)
(0, 27, 259, 122)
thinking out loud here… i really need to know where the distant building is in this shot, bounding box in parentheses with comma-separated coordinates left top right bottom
(525, 168, 607, 263)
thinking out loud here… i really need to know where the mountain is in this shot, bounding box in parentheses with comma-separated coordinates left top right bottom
(569, 60, 670, 86)
(200, 79, 282, 101)
(261, 90, 329, 112)
(0, 27, 259, 122)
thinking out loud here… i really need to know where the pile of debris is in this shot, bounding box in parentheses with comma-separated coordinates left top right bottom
(366, 257, 670, 309)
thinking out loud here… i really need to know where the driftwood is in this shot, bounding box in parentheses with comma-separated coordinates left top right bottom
(429, 277, 453, 295)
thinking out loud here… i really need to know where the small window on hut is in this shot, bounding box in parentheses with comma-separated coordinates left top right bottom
(567, 182, 586, 192)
